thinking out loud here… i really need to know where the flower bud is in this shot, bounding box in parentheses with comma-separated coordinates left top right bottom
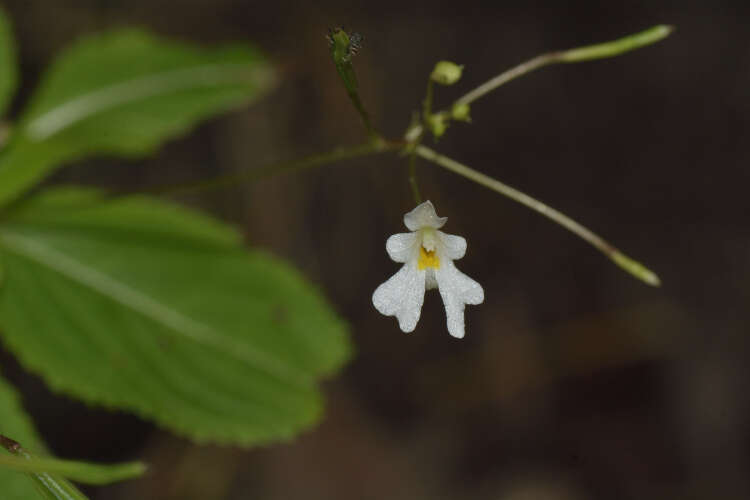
(451, 103, 471, 122)
(427, 112, 450, 138)
(430, 61, 463, 86)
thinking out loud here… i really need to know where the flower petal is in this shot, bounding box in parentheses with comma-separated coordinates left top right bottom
(372, 264, 426, 332)
(404, 200, 447, 231)
(437, 231, 466, 260)
(435, 260, 484, 338)
(385, 233, 417, 263)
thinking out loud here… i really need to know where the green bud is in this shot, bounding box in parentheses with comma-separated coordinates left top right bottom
(451, 103, 471, 122)
(427, 113, 450, 138)
(430, 61, 463, 85)
(327, 28, 350, 63)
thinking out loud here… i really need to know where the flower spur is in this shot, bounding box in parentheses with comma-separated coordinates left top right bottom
(372, 201, 484, 338)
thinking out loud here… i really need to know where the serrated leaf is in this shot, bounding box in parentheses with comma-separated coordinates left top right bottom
(0, 29, 275, 206)
(0, 7, 17, 117)
(0, 188, 351, 445)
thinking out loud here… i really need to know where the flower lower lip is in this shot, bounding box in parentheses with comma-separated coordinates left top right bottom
(418, 247, 440, 270)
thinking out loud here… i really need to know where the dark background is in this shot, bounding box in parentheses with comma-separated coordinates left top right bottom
(1, 1, 749, 498)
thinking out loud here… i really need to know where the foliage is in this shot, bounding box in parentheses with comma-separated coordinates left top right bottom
(0, 6, 353, 496)
(0, 370, 52, 499)
(0, 188, 350, 444)
(0, 28, 274, 206)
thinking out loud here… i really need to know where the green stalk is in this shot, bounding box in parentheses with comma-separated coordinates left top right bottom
(455, 25, 673, 107)
(328, 28, 377, 140)
(415, 145, 660, 286)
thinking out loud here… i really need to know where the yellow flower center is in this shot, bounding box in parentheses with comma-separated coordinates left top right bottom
(418, 246, 440, 270)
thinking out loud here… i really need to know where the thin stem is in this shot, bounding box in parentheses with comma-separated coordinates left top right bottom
(408, 151, 422, 204)
(455, 25, 673, 107)
(422, 80, 434, 119)
(415, 145, 660, 286)
(151, 140, 400, 197)
(455, 53, 554, 107)
(347, 90, 377, 140)
(328, 28, 379, 140)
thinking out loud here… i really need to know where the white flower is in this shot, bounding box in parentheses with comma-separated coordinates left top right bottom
(372, 201, 484, 338)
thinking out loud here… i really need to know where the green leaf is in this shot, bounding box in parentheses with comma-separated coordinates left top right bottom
(0, 188, 351, 445)
(20, 474, 87, 500)
(0, 375, 141, 499)
(0, 436, 90, 500)
(0, 371, 55, 499)
(0, 453, 145, 486)
(0, 6, 17, 117)
(0, 29, 275, 207)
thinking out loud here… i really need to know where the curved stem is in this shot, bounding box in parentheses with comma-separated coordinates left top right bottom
(454, 53, 555, 107)
(455, 25, 673, 107)
(415, 145, 660, 286)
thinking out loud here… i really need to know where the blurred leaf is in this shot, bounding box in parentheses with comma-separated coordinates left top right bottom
(0, 6, 17, 117)
(0, 371, 54, 499)
(19, 476, 87, 500)
(0, 453, 145, 486)
(0, 438, 89, 500)
(0, 188, 351, 445)
(0, 29, 275, 206)
(0, 373, 139, 499)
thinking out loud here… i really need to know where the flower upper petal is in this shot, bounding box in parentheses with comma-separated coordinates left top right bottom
(435, 260, 484, 338)
(385, 233, 417, 263)
(404, 200, 447, 231)
(372, 263, 426, 333)
(437, 231, 466, 260)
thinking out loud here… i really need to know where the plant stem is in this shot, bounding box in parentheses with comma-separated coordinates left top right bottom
(415, 145, 660, 286)
(153, 140, 401, 197)
(347, 90, 377, 140)
(422, 80, 434, 119)
(454, 53, 554, 107)
(455, 25, 673, 107)
(328, 28, 379, 140)
(407, 151, 422, 204)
